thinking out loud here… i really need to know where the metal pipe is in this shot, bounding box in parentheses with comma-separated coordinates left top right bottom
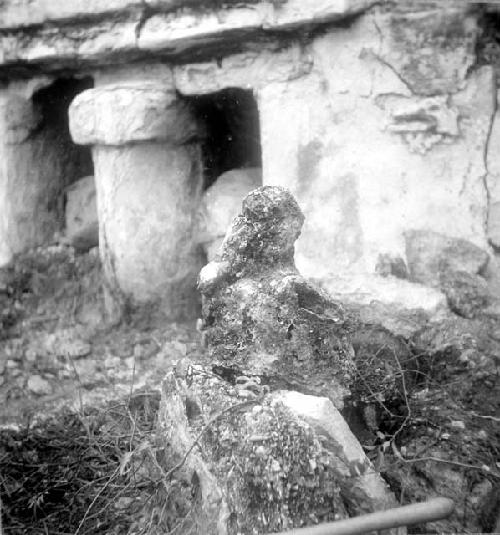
(278, 497, 455, 535)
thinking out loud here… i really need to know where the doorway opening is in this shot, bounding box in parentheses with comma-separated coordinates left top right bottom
(31, 76, 97, 250)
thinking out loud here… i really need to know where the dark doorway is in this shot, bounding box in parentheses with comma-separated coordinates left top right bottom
(186, 87, 262, 189)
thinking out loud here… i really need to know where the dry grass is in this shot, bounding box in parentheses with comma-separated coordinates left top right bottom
(0, 388, 191, 535)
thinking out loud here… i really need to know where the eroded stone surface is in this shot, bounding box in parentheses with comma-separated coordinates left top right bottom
(0, 0, 377, 72)
(317, 274, 447, 323)
(158, 362, 402, 534)
(199, 186, 355, 409)
(256, 9, 495, 296)
(404, 230, 489, 287)
(404, 229, 491, 318)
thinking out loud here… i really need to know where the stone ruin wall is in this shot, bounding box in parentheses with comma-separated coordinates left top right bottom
(1, 0, 500, 319)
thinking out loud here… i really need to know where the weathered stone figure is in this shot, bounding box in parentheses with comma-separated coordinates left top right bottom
(159, 186, 401, 534)
(198, 185, 355, 409)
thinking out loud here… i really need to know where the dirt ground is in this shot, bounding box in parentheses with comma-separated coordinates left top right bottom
(0, 245, 499, 534)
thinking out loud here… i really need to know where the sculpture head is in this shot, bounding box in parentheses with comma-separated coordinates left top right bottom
(198, 186, 304, 294)
(220, 186, 305, 270)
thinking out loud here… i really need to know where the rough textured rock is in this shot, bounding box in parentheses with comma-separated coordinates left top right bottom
(197, 167, 261, 261)
(2, 1, 499, 318)
(64, 175, 98, 251)
(27, 374, 52, 396)
(412, 317, 500, 380)
(404, 230, 489, 287)
(404, 230, 491, 318)
(158, 361, 402, 535)
(409, 316, 500, 428)
(379, 3, 477, 96)
(346, 301, 432, 340)
(317, 274, 447, 326)
(440, 269, 491, 319)
(199, 186, 355, 410)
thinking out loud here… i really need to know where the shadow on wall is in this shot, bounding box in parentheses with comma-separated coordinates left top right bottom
(31, 77, 97, 251)
(186, 87, 264, 260)
(185, 87, 262, 190)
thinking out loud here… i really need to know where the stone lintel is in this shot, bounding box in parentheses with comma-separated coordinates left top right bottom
(0, 0, 378, 75)
(0, 0, 376, 31)
(69, 83, 200, 146)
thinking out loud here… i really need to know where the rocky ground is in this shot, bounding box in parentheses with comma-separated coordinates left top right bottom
(0, 244, 499, 534)
(0, 245, 206, 534)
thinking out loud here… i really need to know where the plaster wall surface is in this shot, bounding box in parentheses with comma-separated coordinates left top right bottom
(260, 10, 494, 279)
(175, 4, 497, 297)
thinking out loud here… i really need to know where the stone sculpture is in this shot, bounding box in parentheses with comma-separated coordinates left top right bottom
(159, 186, 403, 534)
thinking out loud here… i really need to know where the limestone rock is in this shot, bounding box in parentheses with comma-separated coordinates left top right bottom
(412, 317, 500, 377)
(41, 328, 92, 359)
(197, 167, 261, 261)
(198, 186, 355, 409)
(440, 269, 490, 319)
(65, 176, 98, 252)
(158, 362, 402, 535)
(27, 375, 52, 396)
(0, 0, 376, 69)
(347, 301, 432, 340)
(404, 230, 489, 287)
(318, 274, 447, 331)
(404, 230, 491, 318)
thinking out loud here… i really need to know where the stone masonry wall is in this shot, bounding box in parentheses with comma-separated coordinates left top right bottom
(175, 1, 500, 308)
(1, 0, 500, 316)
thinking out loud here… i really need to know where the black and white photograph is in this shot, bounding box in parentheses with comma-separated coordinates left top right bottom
(0, 1, 498, 533)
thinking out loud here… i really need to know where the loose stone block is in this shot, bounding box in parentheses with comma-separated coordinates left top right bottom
(158, 362, 402, 534)
(197, 167, 261, 261)
(404, 230, 489, 287)
(64, 175, 98, 251)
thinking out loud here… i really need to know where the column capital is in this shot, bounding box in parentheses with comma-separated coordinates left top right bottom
(69, 82, 201, 146)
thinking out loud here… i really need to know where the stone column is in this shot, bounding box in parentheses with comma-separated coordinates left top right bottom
(0, 77, 83, 266)
(69, 83, 204, 320)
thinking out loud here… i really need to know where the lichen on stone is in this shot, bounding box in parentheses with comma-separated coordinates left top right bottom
(198, 186, 355, 409)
